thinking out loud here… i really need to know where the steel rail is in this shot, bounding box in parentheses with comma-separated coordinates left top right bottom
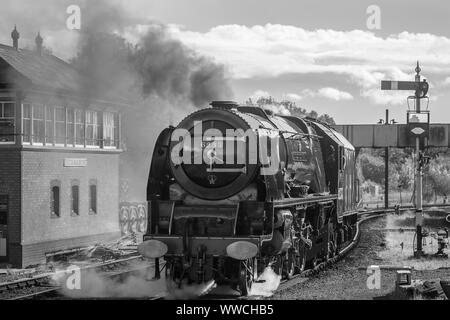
(0, 255, 148, 300)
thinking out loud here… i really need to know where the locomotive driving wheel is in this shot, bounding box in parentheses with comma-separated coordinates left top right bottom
(283, 250, 296, 279)
(307, 255, 318, 269)
(238, 258, 255, 296)
(327, 225, 338, 260)
(165, 260, 188, 293)
(272, 255, 283, 276)
(296, 244, 307, 273)
(165, 261, 179, 296)
(337, 228, 345, 251)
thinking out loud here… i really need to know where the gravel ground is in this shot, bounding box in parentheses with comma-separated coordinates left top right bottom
(270, 214, 450, 300)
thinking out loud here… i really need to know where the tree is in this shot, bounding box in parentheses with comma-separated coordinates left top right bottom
(389, 148, 412, 190)
(318, 114, 336, 125)
(426, 155, 450, 198)
(358, 152, 384, 185)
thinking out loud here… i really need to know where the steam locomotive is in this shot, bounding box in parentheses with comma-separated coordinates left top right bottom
(139, 101, 359, 295)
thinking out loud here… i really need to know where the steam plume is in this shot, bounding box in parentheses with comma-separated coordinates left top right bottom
(71, 0, 233, 201)
(52, 266, 166, 298)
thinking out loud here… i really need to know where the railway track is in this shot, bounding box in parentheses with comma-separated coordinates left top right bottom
(159, 209, 389, 300)
(237, 209, 389, 299)
(0, 255, 150, 300)
(0, 208, 408, 300)
(177, 209, 391, 300)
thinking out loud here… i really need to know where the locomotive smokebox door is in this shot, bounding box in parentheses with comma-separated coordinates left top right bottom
(169, 108, 260, 200)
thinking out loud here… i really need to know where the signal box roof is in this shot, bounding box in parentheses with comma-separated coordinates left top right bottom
(0, 43, 126, 106)
(0, 44, 87, 92)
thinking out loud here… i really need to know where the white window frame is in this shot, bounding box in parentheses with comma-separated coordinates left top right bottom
(0, 101, 16, 144)
(31, 103, 45, 146)
(86, 110, 100, 148)
(66, 108, 76, 148)
(45, 105, 55, 146)
(54, 106, 66, 147)
(103, 112, 117, 149)
(74, 109, 85, 148)
(19, 103, 119, 150)
(22, 103, 31, 145)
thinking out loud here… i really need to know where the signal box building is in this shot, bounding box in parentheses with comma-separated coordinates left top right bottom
(0, 28, 123, 267)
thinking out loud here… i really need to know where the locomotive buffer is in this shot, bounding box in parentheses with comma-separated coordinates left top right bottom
(381, 62, 430, 257)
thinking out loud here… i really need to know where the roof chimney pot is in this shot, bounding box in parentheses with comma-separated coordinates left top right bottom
(35, 32, 43, 55)
(11, 25, 19, 50)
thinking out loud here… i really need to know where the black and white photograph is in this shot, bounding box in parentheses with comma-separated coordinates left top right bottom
(0, 0, 449, 311)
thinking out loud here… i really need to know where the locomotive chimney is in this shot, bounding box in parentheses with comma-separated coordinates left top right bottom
(11, 25, 19, 50)
(210, 101, 239, 109)
(35, 32, 43, 55)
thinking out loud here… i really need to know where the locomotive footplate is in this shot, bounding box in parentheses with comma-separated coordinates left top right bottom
(272, 194, 337, 208)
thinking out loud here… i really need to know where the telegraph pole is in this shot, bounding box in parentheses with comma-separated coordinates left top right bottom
(384, 109, 389, 209)
(381, 61, 429, 258)
(379, 109, 395, 209)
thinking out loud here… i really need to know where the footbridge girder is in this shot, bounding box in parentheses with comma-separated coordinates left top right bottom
(333, 124, 449, 148)
(332, 123, 450, 210)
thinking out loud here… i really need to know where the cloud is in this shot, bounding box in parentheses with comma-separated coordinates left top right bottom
(317, 87, 352, 100)
(3, 2, 447, 107)
(360, 88, 408, 105)
(163, 24, 450, 105)
(168, 25, 450, 78)
(283, 93, 302, 101)
(284, 88, 353, 101)
(248, 87, 352, 116)
(313, 87, 353, 101)
(441, 77, 450, 87)
(249, 89, 271, 101)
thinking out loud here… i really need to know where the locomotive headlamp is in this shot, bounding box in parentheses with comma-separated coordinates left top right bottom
(138, 239, 168, 259)
(226, 241, 258, 260)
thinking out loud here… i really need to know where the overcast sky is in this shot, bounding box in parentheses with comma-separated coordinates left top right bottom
(2, 0, 450, 124)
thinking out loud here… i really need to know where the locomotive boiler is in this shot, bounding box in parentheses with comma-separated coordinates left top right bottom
(139, 101, 359, 295)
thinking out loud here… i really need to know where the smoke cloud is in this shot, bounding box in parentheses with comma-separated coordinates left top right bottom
(73, 0, 232, 107)
(53, 266, 166, 298)
(71, 0, 233, 201)
(135, 24, 233, 106)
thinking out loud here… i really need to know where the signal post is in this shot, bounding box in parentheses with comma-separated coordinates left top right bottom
(381, 62, 430, 257)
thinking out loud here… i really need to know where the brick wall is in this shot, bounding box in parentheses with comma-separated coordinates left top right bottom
(0, 149, 121, 267)
(21, 150, 120, 243)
